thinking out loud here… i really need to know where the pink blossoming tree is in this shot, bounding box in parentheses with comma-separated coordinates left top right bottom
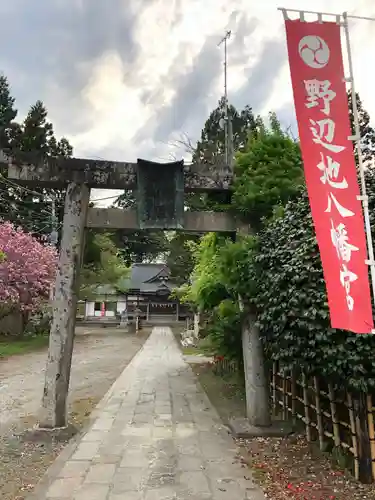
(0, 222, 57, 320)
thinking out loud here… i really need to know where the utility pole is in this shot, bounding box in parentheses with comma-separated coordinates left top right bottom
(50, 195, 58, 247)
(49, 195, 58, 302)
(218, 30, 233, 167)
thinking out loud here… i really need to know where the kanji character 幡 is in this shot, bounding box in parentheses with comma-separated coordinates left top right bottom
(325, 193, 354, 218)
(304, 79, 336, 115)
(309, 118, 345, 153)
(331, 221, 359, 262)
(317, 153, 348, 189)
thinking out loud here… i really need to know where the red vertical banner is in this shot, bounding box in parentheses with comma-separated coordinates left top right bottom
(284, 19, 373, 333)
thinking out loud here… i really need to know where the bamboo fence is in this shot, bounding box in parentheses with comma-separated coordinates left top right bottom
(210, 357, 375, 482)
(212, 356, 239, 375)
(271, 362, 375, 483)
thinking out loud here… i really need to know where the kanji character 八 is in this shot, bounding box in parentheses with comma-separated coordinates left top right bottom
(325, 193, 354, 218)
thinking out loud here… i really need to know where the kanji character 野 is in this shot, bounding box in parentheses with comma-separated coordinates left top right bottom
(309, 118, 345, 153)
(317, 153, 348, 189)
(304, 79, 336, 115)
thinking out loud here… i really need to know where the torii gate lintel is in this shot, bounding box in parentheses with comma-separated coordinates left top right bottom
(5, 153, 242, 429)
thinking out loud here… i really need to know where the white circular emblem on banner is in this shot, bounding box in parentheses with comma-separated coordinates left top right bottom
(298, 35, 330, 68)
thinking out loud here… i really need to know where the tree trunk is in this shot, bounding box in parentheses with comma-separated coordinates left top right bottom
(40, 182, 90, 429)
(241, 309, 271, 427)
(20, 310, 29, 336)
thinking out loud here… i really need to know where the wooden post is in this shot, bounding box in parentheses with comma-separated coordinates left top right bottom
(194, 312, 200, 338)
(302, 373, 311, 442)
(366, 394, 375, 481)
(176, 302, 179, 322)
(314, 377, 324, 451)
(146, 302, 150, 321)
(328, 383, 340, 448)
(40, 183, 90, 429)
(272, 362, 278, 417)
(291, 369, 297, 424)
(241, 309, 270, 427)
(282, 374, 288, 421)
(347, 392, 360, 480)
(353, 392, 373, 483)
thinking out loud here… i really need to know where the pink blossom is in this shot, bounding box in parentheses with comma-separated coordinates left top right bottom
(0, 221, 57, 313)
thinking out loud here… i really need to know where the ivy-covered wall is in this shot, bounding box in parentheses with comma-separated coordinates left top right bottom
(254, 185, 375, 391)
(181, 119, 375, 393)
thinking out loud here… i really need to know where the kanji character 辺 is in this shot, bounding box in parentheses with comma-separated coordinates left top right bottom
(325, 193, 354, 218)
(304, 79, 336, 115)
(317, 153, 348, 189)
(331, 221, 359, 262)
(309, 118, 345, 153)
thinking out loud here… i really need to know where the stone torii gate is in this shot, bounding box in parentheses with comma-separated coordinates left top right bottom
(8, 155, 268, 432)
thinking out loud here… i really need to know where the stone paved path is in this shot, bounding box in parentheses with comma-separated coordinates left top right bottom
(35, 327, 266, 500)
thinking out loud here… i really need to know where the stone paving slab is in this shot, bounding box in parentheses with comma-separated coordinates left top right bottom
(29, 327, 266, 500)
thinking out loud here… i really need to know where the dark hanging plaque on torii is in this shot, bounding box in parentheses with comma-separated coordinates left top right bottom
(136, 159, 184, 230)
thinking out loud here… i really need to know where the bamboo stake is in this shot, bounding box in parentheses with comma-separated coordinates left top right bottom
(302, 373, 311, 442)
(291, 370, 297, 424)
(314, 377, 324, 450)
(328, 384, 341, 448)
(366, 394, 375, 481)
(282, 374, 288, 420)
(272, 362, 278, 417)
(348, 392, 359, 481)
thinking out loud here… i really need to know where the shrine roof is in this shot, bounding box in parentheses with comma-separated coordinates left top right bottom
(87, 263, 178, 297)
(118, 263, 177, 293)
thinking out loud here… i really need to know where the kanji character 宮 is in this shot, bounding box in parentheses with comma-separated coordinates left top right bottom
(340, 264, 358, 310)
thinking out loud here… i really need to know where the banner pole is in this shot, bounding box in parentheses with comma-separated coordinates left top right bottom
(342, 11, 375, 314)
(278, 7, 375, 22)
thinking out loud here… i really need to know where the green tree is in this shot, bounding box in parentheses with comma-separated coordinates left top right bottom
(80, 232, 129, 299)
(233, 113, 303, 230)
(348, 90, 375, 165)
(20, 101, 54, 157)
(0, 75, 21, 155)
(253, 184, 375, 391)
(0, 80, 73, 240)
(187, 99, 258, 212)
(18, 100, 72, 239)
(113, 191, 169, 264)
(166, 232, 200, 285)
(0, 76, 22, 224)
(192, 98, 257, 164)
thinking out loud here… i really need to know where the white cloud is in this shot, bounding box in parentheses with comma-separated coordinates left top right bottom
(2, 0, 375, 205)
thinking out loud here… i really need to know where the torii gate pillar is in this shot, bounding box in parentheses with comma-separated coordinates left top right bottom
(40, 182, 90, 428)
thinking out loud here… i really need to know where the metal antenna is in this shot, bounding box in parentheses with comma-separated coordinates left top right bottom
(218, 30, 231, 165)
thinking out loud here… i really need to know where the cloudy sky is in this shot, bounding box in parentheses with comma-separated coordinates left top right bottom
(1, 0, 375, 204)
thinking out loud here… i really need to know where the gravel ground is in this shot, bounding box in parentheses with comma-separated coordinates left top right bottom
(0, 326, 149, 500)
(241, 435, 375, 500)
